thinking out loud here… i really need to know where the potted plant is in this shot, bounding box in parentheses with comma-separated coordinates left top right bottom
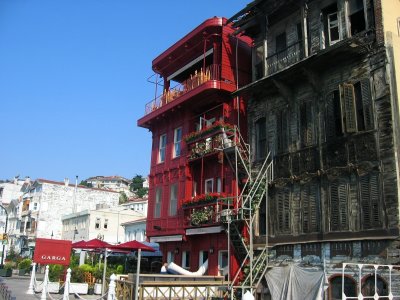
(0, 262, 13, 277)
(18, 258, 32, 276)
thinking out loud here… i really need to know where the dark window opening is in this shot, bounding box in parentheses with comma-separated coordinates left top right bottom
(349, 0, 366, 35)
(301, 243, 321, 256)
(255, 117, 267, 160)
(275, 244, 294, 257)
(322, 3, 340, 47)
(259, 196, 267, 235)
(361, 240, 388, 256)
(300, 101, 314, 147)
(329, 276, 357, 300)
(362, 276, 388, 297)
(330, 242, 353, 257)
(276, 32, 287, 61)
(277, 110, 288, 153)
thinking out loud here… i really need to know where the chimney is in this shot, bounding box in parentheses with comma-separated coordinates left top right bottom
(64, 178, 69, 187)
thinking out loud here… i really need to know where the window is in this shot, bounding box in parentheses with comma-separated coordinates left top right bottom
(218, 250, 229, 275)
(154, 187, 162, 218)
(192, 181, 197, 197)
(301, 243, 321, 256)
(33, 203, 38, 210)
(348, 0, 366, 35)
(216, 178, 222, 193)
(173, 127, 182, 158)
(205, 179, 214, 193)
(300, 101, 314, 147)
(277, 110, 288, 153)
(329, 276, 357, 300)
(253, 43, 264, 80)
(167, 251, 174, 263)
(301, 183, 319, 233)
(276, 32, 287, 59)
(169, 184, 178, 216)
(331, 242, 353, 257)
(104, 219, 108, 229)
(182, 251, 190, 269)
(326, 79, 373, 138)
(95, 218, 101, 229)
(158, 134, 167, 163)
(199, 251, 208, 266)
(275, 188, 291, 234)
(275, 245, 294, 257)
(360, 173, 381, 229)
(329, 180, 349, 231)
(322, 4, 341, 47)
(255, 117, 267, 160)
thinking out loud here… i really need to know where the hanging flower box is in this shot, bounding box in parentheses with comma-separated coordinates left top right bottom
(184, 121, 234, 144)
(182, 193, 233, 208)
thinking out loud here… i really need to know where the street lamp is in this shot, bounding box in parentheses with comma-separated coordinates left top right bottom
(0, 204, 8, 267)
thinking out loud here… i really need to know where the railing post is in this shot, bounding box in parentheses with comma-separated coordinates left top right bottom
(40, 265, 49, 300)
(62, 268, 71, 300)
(107, 273, 116, 300)
(26, 262, 36, 294)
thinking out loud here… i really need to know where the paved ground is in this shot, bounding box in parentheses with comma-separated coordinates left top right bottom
(0, 275, 105, 300)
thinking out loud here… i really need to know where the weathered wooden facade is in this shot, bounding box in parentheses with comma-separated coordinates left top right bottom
(229, 0, 400, 298)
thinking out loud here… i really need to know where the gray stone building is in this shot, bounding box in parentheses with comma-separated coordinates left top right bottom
(226, 0, 400, 298)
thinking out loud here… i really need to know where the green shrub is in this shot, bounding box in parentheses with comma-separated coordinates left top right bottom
(3, 262, 13, 270)
(116, 265, 123, 274)
(78, 264, 94, 274)
(49, 265, 64, 282)
(71, 266, 85, 283)
(18, 258, 32, 270)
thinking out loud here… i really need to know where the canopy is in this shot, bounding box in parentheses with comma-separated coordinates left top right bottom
(110, 240, 155, 252)
(72, 238, 112, 250)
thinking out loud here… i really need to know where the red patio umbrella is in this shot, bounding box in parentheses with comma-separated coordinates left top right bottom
(71, 240, 86, 248)
(110, 240, 155, 252)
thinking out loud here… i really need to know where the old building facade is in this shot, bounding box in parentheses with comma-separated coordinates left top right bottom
(228, 0, 400, 298)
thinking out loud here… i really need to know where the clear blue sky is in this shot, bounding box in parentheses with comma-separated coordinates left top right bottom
(0, 1, 247, 182)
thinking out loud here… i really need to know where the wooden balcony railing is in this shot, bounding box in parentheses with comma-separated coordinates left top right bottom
(183, 193, 235, 227)
(144, 64, 221, 115)
(266, 41, 304, 75)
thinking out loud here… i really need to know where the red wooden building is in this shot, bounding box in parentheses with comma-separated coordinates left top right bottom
(138, 17, 252, 277)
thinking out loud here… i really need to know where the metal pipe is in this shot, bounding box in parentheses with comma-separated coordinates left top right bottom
(0, 204, 8, 266)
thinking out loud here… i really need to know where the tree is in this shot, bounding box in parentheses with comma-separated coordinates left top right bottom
(129, 175, 148, 198)
(119, 191, 128, 204)
(79, 180, 92, 188)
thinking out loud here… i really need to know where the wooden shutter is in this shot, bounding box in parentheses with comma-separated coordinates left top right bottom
(267, 114, 276, 155)
(338, 183, 348, 230)
(330, 181, 340, 231)
(370, 173, 381, 227)
(309, 182, 319, 232)
(277, 188, 290, 233)
(360, 175, 371, 229)
(361, 79, 374, 130)
(301, 186, 310, 233)
(301, 102, 313, 146)
(341, 83, 357, 132)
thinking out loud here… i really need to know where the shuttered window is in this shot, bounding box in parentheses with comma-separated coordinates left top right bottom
(300, 101, 314, 147)
(360, 173, 381, 229)
(326, 90, 343, 139)
(276, 188, 291, 234)
(301, 183, 320, 233)
(330, 180, 349, 231)
(341, 83, 357, 132)
(277, 110, 289, 153)
(255, 117, 267, 160)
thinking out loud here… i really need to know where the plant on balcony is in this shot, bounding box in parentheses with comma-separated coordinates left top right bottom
(183, 192, 232, 208)
(190, 207, 213, 226)
(184, 121, 234, 143)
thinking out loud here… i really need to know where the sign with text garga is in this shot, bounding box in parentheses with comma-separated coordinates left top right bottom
(33, 238, 72, 265)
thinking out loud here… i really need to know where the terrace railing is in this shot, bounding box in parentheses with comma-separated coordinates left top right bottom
(266, 41, 304, 75)
(145, 64, 221, 115)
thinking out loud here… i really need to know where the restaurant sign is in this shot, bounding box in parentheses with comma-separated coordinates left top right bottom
(33, 238, 72, 265)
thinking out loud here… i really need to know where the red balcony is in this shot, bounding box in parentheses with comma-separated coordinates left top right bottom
(144, 64, 221, 115)
(182, 193, 235, 228)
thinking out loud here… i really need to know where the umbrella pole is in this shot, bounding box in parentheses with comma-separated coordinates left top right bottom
(134, 249, 141, 300)
(102, 249, 108, 296)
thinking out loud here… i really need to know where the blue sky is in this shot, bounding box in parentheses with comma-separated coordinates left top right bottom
(0, 1, 247, 182)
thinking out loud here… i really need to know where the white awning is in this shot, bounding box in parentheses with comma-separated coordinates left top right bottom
(186, 226, 224, 236)
(149, 235, 183, 242)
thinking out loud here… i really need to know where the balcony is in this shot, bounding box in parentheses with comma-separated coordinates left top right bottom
(266, 40, 304, 76)
(144, 64, 221, 115)
(182, 193, 235, 228)
(184, 122, 235, 162)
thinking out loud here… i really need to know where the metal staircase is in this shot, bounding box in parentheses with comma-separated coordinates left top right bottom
(220, 126, 274, 298)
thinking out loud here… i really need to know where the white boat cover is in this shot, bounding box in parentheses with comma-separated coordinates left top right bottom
(167, 259, 208, 276)
(265, 265, 325, 300)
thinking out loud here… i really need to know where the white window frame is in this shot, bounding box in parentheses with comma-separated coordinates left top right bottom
(154, 187, 162, 218)
(169, 183, 178, 216)
(173, 127, 182, 158)
(205, 178, 214, 194)
(182, 251, 190, 269)
(218, 250, 229, 275)
(158, 134, 167, 163)
(216, 178, 222, 193)
(167, 251, 174, 263)
(199, 250, 208, 267)
(328, 12, 341, 45)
